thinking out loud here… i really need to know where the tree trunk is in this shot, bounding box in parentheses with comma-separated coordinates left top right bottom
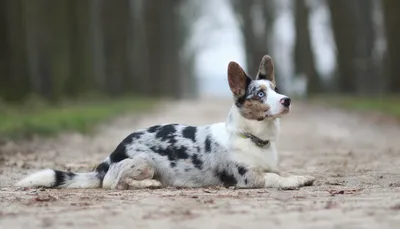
(23, 0, 55, 100)
(101, 0, 132, 96)
(353, 0, 377, 95)
(231, 0, 273, 78)
(236, 0, 260, 77)
(382, 0, 400, 93)
(143, 0, 182, 98)
(294, 0, 321, 94)
(64, 0, 95, 97)
(46, 0, 74, 102)
(327, 0, 358, 93)
(0, 0, 30, 102)
(127, 0, 150, 95)
(160, 0, 181, 98)
(0, 0, 190, 102)
(89, 0, 107, 92)
(143, 1, 163, 97)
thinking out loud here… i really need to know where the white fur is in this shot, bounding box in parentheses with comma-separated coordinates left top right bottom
(221, 80, 284, 173)
(265, 82, 288, 117)
(250, 80, 288, 118)
(215, 107, 279, 172)
(15, 169, 100, 188)
(208, 102, 314, 189)
(16, 169, 56, 188)
(59, 173, 100, 188)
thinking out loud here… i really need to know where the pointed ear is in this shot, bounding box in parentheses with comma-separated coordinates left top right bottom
(256, 55, 275, 84)
(227, 61, 251, 97)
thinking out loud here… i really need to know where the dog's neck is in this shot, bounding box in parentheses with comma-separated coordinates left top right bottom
(225, 105, 280, 142)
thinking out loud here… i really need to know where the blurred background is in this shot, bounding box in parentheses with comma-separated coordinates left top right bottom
(0, 0, 399, 138)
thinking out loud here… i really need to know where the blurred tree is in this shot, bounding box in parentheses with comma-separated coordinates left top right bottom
(24, 0, 50, 99)
(143, 0, 182, 98)
(128, 0, 151, 96)
(293, 0, 321, 94)
(0, 0, 30, 102)
(327, 0, 358, 93)
(232, 0, 256, 76)
(179, 0, 202, 99)
(47, 0, 74, 102)
(231, 0, 275, 77)
(382, 0, 400, 92)
(0, 0, 197, 103)
(65, 0, 95, 97)
(158, 0, 182, 98)
(101, 0, 132, 96)
(328, 0, 376, 95)
(89, 0, 107, 92)
(353, 0, 377, 95)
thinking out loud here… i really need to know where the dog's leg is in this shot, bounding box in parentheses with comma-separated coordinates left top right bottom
(234, 169, 314, 189)
(237, 170, 314, 190)
(102, 158, 162, 190)
(263, 173, 315, 190)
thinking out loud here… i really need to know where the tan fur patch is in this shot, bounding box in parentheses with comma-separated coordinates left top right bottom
(239, 100, 270, 120)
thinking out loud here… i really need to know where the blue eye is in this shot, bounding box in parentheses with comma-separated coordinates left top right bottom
(258, 91, 265, 97)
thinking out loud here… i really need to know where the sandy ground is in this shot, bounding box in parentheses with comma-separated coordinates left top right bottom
(1, 98, 400, 229)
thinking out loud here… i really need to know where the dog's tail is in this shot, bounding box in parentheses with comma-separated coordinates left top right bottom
(15, 161, 110, 189)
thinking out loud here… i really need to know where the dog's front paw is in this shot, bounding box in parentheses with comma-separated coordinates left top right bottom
(279, 175, 315, 190)
(127, 179, 162, 189)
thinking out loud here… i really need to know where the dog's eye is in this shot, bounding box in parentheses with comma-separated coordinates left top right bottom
(257, 91, 265, 97)
(274, 87, 279, 93)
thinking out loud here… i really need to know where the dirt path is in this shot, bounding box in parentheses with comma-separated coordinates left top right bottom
(1, 98, 400, 229)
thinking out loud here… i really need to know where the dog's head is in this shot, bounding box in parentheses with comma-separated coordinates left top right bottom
(228, 55, 290, 121)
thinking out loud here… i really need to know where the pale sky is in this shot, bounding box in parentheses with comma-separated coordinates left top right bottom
(194, 0, 246, 79)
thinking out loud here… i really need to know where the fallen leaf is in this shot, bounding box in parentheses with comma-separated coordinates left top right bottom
(324, 200, 338, 209)
(329, 190, 344, 196)
(203, 189, 218, 194)
(34, 193, 57, 202)
(389, 182, 400, 187)
(390, 203, 400, 210)
(326, 180, 344, 186)
(328, 188, 362, 196)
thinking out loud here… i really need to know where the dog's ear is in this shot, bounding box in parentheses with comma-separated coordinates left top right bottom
(256, 55, 275, 84)
(228, 61, 251, 97)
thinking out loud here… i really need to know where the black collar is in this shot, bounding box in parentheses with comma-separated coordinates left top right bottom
(238, 132, 270, 148)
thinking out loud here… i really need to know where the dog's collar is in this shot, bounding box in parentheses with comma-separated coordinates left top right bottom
(238, 132, 270, 148)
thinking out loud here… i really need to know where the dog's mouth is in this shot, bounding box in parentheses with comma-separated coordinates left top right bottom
(264, 107, 290, 119)
(280, 107, 290, 115)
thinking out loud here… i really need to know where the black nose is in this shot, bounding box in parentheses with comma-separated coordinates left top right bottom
(280, 97, 291, 107)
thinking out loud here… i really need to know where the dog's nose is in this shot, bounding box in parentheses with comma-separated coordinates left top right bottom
(280, 97, 291, 107)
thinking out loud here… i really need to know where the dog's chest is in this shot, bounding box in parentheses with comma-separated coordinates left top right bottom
(230, 138, 278, 171)
(210, 123, 278, 171)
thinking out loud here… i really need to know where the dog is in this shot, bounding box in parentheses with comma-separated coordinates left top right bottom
(16, 55, 315, 190)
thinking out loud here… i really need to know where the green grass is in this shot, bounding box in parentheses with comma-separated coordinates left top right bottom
(0, 97, 158, 140)
(309, 95, 400, 119)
